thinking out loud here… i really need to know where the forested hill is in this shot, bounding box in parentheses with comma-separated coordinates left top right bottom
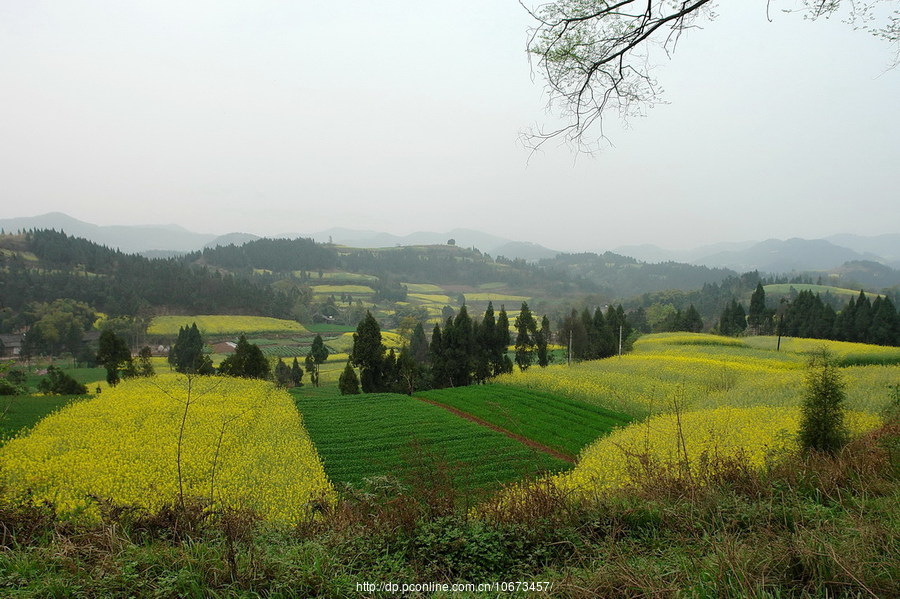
(2, 230, 747, 319)
(0, 230, 295, 317)
(193, 236, 741, 296)
(539, 252, 737, 298)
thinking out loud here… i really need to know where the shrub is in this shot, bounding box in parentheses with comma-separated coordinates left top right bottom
(36, 366, 87, 395)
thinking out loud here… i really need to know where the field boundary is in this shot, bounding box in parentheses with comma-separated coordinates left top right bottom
(414, 396, 576, 464)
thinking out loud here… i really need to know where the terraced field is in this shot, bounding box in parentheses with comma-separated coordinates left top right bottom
(292, 392, 570, 491)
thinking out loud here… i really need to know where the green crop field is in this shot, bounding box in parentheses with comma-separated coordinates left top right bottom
(147, 315, 307, 336)
(292, 392, 570, 491)
(418, 385, 632, 458)
(0, 395, 86, 441)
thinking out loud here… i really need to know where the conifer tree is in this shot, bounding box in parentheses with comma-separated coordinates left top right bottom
(515, 302, 537, 371)
(799, 350, 848, 454)
(218, 334, 270, 379)
(350, 311, 385, 392)
(748, 283, 769, 333)
(409, 322, 429, 364)
(291, 357, 304, 387)
(494, 306, 512, 375)
(274, 358, 293, 388)
(339, 362, 360, 395)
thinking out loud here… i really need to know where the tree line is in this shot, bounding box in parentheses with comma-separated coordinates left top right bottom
(341, 301, 638, 395)
(717, 285, 900, 346)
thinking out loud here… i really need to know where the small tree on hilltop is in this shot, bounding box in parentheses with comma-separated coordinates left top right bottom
(799, 349, 849, 455)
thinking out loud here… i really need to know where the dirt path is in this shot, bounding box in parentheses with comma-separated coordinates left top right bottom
(414, 396, 576, 464)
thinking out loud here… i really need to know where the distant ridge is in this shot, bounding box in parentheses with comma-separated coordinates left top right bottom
(0, 212, 218, 253)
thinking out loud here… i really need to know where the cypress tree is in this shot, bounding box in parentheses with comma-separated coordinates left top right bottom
(409, 322, 429, 364)
(494, 306, 511, 375)
(429, 323, 448, 388)
(339, 362, 360, 395)
(291, 357, 304, 386)
(514, 302, 537, 371)
(748, 283, 768, 333)
(350, 311, 385, 393)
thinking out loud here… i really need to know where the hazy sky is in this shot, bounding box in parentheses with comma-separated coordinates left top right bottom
(1, 1, 898, 252)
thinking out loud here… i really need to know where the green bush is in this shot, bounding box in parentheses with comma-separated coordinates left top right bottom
(37, 366, 88, 395)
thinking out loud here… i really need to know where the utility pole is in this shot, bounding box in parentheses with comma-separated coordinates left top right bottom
(618, 325, 623, 357)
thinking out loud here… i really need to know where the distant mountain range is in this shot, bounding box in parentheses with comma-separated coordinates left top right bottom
(1, 212, 897, 275)
(614, 237, 900, 272)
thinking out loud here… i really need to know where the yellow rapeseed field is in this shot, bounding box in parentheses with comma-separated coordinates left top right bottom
(555, 406, 881, 497)
(0, 375, 334, 524)
(496, 333, 899, 416)
(147, 315, 307, 336)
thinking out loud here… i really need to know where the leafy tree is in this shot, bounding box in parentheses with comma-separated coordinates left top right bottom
(136, 346, 155, 377)
(218, 334, 270, 379)
(339, 362, 360, 395)
(96, 329, 132, 386)
(350, 311, 386, 392)
(37, 365, 87, 395)
(799, 349, 848, 454)
(306, 334, 329, 387)
(0, 365, 27, 396)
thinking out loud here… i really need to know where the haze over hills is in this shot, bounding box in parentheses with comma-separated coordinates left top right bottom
(0, 212, 897, 274)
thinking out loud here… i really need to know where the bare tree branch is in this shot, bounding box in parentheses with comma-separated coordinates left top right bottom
(523, 0, 898, 150)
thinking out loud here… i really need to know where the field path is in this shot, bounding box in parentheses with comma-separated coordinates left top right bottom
(414, 396, 576, 464)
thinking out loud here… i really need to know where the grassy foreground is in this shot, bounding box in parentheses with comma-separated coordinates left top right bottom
(0, 421, 896, 598)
